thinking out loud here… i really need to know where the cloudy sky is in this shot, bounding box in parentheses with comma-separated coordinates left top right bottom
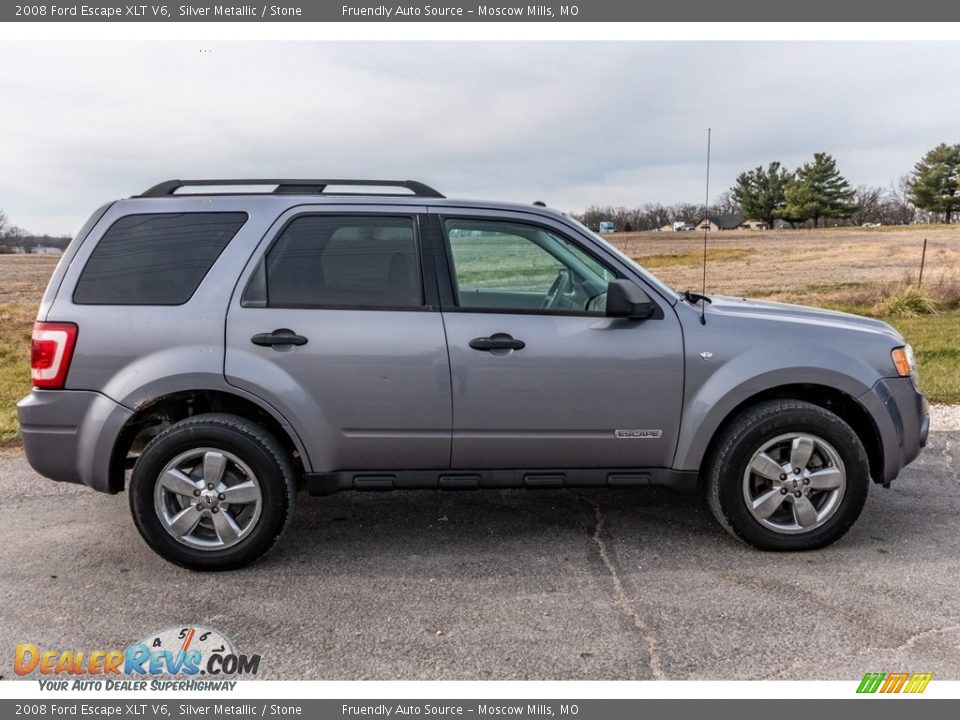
(1, 41, 958, 235)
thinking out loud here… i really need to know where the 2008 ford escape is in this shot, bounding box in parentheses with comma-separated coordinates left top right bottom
(17, 179, 929, 569)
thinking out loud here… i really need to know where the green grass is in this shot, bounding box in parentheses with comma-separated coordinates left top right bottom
(878, 287, 940, 317)
(0, 304, 34, 444)
(881, 312, 960, 403)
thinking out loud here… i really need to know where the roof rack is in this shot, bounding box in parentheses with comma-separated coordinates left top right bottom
(136, 179, 444, 199)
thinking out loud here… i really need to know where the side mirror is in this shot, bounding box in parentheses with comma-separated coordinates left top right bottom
(605, 279, 657, 319)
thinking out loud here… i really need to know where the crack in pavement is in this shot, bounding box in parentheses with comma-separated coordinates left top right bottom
(763, 622, 960, 679)
(939, 438, 958, 485)
(585, 499, 664, 680)
(863, 622, 960, 655)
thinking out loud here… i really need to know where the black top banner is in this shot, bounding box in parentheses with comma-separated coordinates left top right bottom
(4, 0, 958, 22)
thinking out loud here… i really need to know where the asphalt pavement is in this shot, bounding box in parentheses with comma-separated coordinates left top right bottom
(1, 431, 958, 681)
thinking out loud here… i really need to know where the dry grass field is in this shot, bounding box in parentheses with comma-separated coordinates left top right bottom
(0, 225, 958, 444)
(613, 224, 960, 299)
(614, 225, 960, 408)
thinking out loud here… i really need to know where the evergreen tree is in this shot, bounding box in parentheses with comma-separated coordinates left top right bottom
(731, 162, 790, 229)
(779, 153, 857, 228)
(908, 143, 960, 224)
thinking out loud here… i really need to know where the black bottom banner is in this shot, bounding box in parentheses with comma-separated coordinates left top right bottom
(1, 700, 958, 720)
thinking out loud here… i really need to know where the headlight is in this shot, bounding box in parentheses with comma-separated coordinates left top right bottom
(891, 345, 917, 378)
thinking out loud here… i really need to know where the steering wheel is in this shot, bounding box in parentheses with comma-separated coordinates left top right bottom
(540, 268, 573, 310)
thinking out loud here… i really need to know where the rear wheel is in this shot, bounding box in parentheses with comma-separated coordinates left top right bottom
(129, 413, 296, 570)
(706, 400, 869, 550)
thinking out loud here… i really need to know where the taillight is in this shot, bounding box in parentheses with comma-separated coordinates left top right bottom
(31, 322, 78, 390)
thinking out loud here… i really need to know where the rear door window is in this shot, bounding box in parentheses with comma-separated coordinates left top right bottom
(73, 212, 247, 305)
(260, 215, 423, 309)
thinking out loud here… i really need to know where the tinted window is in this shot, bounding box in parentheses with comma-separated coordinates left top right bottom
(74, 212, 247, 305)
(445, 219, 615, 314)
(265, 216, 422, 308)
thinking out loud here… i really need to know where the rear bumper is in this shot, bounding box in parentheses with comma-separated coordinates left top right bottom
(858, 377, 929, 484)
(17, 389, 133, 493)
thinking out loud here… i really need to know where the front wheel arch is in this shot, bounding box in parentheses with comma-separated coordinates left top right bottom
(697, 384, 884, 487)
(705, 399, 870, 550)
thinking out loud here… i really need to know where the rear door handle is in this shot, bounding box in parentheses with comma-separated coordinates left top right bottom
(469, 333, 525, 351)
(251, 328, 308, 347)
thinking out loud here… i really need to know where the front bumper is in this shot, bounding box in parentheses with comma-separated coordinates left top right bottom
(17, 389, 133, 493)
(858, 377, 929, 484)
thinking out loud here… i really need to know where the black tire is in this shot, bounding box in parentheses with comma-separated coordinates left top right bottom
(129, 413, 296, 570)
(705, 400, 869, 551)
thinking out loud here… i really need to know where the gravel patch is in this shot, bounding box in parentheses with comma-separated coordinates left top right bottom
(930, 404, 960, 431)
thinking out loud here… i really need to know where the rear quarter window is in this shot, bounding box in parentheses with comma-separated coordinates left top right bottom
(72, 212, 247, 305)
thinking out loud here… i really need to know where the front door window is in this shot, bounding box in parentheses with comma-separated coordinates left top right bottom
(445, 219, 615, 314)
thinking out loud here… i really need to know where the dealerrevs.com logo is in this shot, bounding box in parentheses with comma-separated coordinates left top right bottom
(14, 626, 260, 691)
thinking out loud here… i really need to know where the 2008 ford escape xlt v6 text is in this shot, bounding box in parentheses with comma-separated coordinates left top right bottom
(18, 179, 929, 570)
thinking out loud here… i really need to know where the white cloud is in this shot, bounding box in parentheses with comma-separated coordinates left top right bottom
(1, 42, 958, 233)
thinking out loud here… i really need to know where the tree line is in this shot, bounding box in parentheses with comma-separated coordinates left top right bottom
(4, 143, 959, 240)
(578, 143, 960, 231)
(0, 210, 70, 253)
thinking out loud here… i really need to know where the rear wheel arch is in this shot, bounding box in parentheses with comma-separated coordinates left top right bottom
(129, 412, 297, 569)
(109, 389, 308, 493)
(699, 383, 884, 485)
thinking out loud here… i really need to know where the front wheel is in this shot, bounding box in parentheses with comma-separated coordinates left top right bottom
(706, 400, 870, 551)
(129, 413, 296, 570)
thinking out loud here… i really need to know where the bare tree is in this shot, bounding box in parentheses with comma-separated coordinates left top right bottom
(5, 225, 27, 252)
(711, 190, 741, 216)
(672, 203, 706, 226)
(851, 185, 885, 225)
(639, 203, 672, 230)
(0, 210, 11, 253)
(888, 174, 921, 224)
(578, 205, 612, 230)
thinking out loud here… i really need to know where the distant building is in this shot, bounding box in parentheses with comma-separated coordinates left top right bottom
(696, 214, 768, 231)
(697, 214, 744, 231)
(0, 243, 65, 255)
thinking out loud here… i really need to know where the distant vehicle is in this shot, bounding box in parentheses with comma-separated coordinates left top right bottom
(862, 223, 882, 228)
(599, 221, 616, 234)
(673, 221, 695, 232)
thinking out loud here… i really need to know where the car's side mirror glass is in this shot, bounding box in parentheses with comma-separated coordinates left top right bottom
(605, 279, 657, 319)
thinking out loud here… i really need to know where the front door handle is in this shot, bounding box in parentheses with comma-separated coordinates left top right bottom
(469, 333, 525, 351)
(251, 328, 308, 347)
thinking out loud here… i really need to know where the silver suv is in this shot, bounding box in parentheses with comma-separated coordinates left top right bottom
(18, 179, 929, 569)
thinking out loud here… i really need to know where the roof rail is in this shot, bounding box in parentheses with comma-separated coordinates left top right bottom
(136, 179, 444, 198)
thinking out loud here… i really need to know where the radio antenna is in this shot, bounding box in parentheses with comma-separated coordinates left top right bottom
(699, 128, 712, 325)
